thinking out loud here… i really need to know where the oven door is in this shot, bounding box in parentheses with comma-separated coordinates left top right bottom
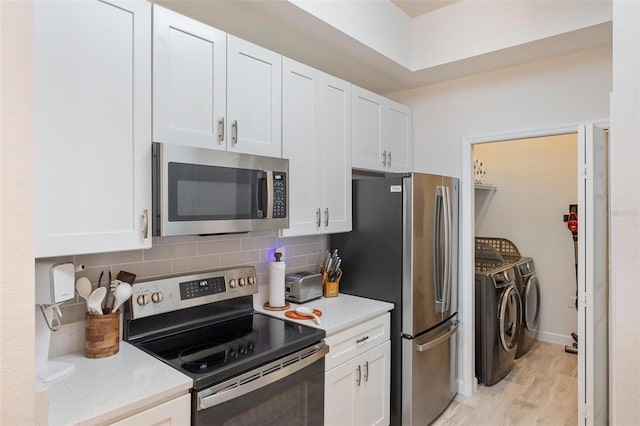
(194, 343, 327, 426)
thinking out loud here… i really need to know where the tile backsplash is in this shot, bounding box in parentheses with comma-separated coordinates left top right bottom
(41, 231, 329, 356)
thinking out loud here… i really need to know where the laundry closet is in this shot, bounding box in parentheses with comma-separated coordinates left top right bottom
(472, 134, 579, 376)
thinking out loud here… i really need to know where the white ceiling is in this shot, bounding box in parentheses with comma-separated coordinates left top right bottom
(157, 1, 612, 95)
(390, 0, 460, 17)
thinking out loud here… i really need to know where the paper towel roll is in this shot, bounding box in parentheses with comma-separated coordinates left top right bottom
(269, 261, 286, 307)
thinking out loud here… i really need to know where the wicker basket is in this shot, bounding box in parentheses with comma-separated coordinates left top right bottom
(475, 237, 521, 261)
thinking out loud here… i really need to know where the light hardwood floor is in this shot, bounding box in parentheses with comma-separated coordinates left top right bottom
(433, 341, 578, 425)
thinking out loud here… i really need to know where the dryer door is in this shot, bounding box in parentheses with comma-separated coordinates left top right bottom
(524, 275, 540, 331)
(498, 285, 521, 352)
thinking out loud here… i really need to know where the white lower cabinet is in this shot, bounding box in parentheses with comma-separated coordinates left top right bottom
(109, 394, 190, 426)
(324, 314, 391, 426)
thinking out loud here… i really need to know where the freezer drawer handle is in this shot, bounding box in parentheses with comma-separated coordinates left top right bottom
(414, 321, 459, 352)
(356, 336, 369, 344)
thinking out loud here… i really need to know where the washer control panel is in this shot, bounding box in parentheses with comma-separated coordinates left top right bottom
(130, 266, 257, 319)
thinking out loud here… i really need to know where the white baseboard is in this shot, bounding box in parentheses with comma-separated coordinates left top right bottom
(538, 330, 575, 347)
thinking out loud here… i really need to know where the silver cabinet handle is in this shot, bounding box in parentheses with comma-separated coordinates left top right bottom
(218, 117, 225, 143)
(142, 209, 148, 239)
(388, 151, 392, 167)
(316, 208, 321, 228)
(364, 361, 369, 382)
(232, 120, 238, 144)
(356, 335, 369, 344)
(382, 150, 387, 166)
(324, 208, 329, 227)
(356, 365, 361, 386)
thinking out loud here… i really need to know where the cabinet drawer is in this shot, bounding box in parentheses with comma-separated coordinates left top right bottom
(324, 314, 390, 371)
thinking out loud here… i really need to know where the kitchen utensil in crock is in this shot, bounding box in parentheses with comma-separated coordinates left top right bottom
(87, 286, 107, 315)
(295, 306, 322, 324)
(76, 277, 92, 303)
(111, 282, 132, 313)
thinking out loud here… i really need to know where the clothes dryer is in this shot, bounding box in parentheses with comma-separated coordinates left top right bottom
(512, 257, 540, 358)
(474, 261, 521, 386)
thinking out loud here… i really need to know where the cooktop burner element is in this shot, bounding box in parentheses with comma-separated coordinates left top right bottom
(124, 267, 326, 391)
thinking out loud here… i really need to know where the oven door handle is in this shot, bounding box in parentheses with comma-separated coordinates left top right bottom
(197, 343, 329, 411)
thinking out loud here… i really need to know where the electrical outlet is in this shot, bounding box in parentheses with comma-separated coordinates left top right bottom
(569, 296, 577, 308)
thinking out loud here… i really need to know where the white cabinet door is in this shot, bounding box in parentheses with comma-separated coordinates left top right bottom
(153, 5, 226, 150)
(384, 101, 412, 173)
(320, 74, 352, 234)
(325, 356, 359, 426)
(110, 394, 190, 426)
(34, 0, 152, 257)
(227, 35, 282, 158)
(282, 58, 322, 236)
(352, 85, 412, 173)
(324, 341, 391, 426)
(352, 86, 384, 171)
(359, 341, 391, 426)
(281, 58, 351, 237)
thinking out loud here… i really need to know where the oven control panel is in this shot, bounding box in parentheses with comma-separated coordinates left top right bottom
(130, 266, 258, 319)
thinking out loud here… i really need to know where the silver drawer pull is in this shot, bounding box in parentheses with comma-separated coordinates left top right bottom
(218, 117, 225, 143)
(364, 361, 369, 382)
(356, 336, 369, 344)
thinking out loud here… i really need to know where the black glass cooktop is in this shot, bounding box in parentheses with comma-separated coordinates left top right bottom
(134, 312, 325, 390)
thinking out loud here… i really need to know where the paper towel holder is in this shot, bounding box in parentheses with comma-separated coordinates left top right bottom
(263, 250, 290, 311)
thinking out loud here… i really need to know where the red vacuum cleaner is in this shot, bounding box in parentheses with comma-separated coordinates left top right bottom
(564, 204, 578, 354)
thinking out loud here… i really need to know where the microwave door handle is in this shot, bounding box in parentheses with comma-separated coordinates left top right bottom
(266, 171, 274, 219)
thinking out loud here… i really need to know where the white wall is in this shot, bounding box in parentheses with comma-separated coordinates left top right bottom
(0, 0, 36, 423)
(610, 2, 640, 423)
(412, 1, 611, 70)
(474, 134, 578, 345)
(389, 45, 611, 179)
(289, 0, 411, 68)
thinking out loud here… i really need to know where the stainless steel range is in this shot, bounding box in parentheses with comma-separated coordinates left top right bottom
(124, 266, 327, 425)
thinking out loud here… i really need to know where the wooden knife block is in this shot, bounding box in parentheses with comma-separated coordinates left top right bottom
(320, 265, 341, 298)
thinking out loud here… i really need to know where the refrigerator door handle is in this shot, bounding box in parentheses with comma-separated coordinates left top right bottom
(434, 186, 445, 312)
(413, 321, 459, 352)
(442, 186, 452, 313)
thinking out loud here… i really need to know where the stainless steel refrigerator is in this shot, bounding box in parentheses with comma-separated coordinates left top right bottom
(331, 173, 459, 426)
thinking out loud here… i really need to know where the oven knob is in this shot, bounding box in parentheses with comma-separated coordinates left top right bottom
(248, 276, 255, 285)
(229, 279, 237, 288)
(239, 278, 246, 287)
(151, 292, 164, 303)
(239, 345, 247, 354)
(136, 294, 150, 306)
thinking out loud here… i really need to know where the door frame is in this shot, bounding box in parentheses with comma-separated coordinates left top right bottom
(458, 120, 609, 399)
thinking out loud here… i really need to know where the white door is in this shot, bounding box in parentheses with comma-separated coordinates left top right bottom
(281, 58, 322, 236)
(577, 123, 607, 425)
(227, 35, 282, 158)
(153, 5, 227, 149)
(34, 0, 152, 257)
(383, 101, 412, 173)
(320, 73, 352, 234)
(352, 86, 384, 171)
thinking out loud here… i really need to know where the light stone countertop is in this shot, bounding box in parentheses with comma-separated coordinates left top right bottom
(45, 341, 192, 426)
(254, 293, 394, 336)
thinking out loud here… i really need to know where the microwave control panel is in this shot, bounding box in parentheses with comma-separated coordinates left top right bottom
(130, 266, 258, 319)
(272, 172, 287, 218)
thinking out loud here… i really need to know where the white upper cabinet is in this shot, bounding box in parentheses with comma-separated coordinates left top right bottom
(153, 12, 281, 157)
(352, 86, 412, 173)
(227, 35, 283, 158)
(34, 0, 152, 257)
(281, 58, 351, 237)
(153, 5, 227, 150)
(384, 100, 412, 172)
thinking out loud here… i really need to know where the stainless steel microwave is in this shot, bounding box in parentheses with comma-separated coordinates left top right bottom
(152, 143, 289, 236)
